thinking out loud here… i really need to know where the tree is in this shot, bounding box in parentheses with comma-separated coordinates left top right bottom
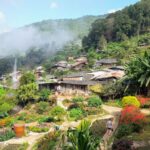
(125, 51, 150, 96)
(17, 83, 38, 105)
(98, 35, 107, 50)
(19, 72, 36, 86)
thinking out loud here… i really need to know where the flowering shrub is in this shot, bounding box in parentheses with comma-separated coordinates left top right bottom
(120, 106, 145, 124)
(121, 96, 140, 108)
(136, 96, 150, 107)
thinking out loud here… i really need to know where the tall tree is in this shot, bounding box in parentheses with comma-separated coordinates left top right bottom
(98, 35, 107, 50)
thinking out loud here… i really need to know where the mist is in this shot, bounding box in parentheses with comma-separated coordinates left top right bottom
(0, 24, 75, 57)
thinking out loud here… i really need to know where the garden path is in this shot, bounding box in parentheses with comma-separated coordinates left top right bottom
(98, 105, 121, 150)
(57, 97, 68, 110)
(102, 104, 150, 115)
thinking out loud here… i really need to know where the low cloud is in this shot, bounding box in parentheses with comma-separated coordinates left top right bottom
(0, 25, 75, 57)
(50, 1, 59, 9)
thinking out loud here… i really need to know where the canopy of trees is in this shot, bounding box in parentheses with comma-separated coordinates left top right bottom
(82, 0, 150, 50)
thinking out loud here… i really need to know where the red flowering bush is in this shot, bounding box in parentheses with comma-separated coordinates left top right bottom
(120, 106, 145, 124)
(136, 96, 150, 108)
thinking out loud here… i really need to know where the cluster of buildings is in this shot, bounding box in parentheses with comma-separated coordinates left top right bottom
(39, 57, 125, 95)
(0, 56, 125, 94)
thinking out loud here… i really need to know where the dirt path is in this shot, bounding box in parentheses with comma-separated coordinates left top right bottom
(98, 105, 121, 150)
(57, 97, 68, 110)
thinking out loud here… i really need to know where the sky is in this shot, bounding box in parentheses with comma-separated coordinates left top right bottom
(0, 0, 140, 33)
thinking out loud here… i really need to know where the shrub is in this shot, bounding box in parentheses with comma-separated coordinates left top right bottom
(39, 89, 51, 101)
(131, 123, 142, 133)
(120, 106, 145, 124)
(72, 96, 84, 103)
(36, 101, 49, 114)
(112, 139, 133, 150)
(17, 83, 38, 105)
(0, 129, 15, 142)
(90, 119, 107, 137)
(34, 131, 60, 150)
(122, 96, 140, 107)
(88, 96, 102, 107)
(136, 96, 150, 108)
(0, 117, 15, 127)
(17, 112, 40, 123)
(69, 108, 84, 120)
(50, 106, 66, 117)
(67, 103, 79, 110)
(19, 72, 36, 86)
(89, 84, 103, 94)
(28, 126, 49, 133)
(0, 102, 12, 117)
(38, 116, 54, 123)
(116, 124, 133, 139)
(0, 88, 6, 97)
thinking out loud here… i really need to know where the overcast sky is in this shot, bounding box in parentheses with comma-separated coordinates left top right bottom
(0, 0, 140, 33)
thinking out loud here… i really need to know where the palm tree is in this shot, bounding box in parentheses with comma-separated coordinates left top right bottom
(125, 51, 150, 96)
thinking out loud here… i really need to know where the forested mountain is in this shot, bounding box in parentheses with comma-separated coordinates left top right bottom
(0, 15, 106, 76)
(82, 0, 150, 50)
(31, 15, 106, 39)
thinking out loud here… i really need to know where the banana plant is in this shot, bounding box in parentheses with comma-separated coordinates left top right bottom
(125, 51, 150, 96)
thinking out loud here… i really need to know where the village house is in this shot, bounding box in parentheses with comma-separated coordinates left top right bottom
(71, 56, 88, 70)
(95, 58, 118, 68)
(60, 72, 97, 94)
(35, 66, 45, 81)
(52, 61, 71, 71)
(89, 69, 125, 83)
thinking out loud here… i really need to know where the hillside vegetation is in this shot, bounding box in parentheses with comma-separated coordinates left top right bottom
(82, 0, 150, 50)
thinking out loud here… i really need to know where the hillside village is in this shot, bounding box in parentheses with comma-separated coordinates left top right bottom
(0, 0, 150, 150)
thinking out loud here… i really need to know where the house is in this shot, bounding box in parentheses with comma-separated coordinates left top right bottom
(39, 72, 97, 95)
(71, 57, 88, 70)
(35, 66, 45, 80)
(95, 58, 118, 68)
(67, 57, 74, 61)
(60, 72, 97, 94)
(52, 61, 71, 71)
(89, 69, 125, 83)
